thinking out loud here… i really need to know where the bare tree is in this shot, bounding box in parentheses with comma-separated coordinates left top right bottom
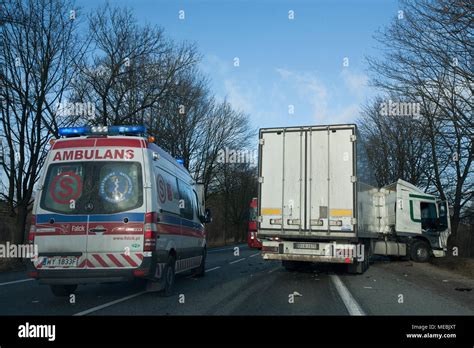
(0, 0, 85, 243)
(72, 4, 199, 126)
(366, 0, 473, 234)
(358, 96, 431, 187)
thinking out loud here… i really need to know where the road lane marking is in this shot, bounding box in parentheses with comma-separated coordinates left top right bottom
(208, 244, 247, 253)
(73, 291, 146, 316)
(0, 278, 34, 286)
(205, 266, 221, 272)
(330, 275, 365, 316)
(229, 258, 246, 264)
(268, 267, 279, 273)
(249, 252, 260, 258)
(186, 266, 222, 278)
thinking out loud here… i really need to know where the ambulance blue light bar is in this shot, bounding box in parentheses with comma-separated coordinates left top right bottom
(58, 125, 147, 137)
(108, 125, 146, 134)
(58, 126, 89, 136)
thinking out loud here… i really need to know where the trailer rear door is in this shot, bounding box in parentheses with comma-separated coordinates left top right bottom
(258, 125, 356, 238)
(259, 129, 305, 231)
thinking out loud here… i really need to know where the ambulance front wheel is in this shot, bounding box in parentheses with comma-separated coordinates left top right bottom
(50, 284, 77, 297)
(161, 255, 176, 297)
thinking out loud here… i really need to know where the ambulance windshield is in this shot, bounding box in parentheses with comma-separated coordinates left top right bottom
(40, 161, 143, 214)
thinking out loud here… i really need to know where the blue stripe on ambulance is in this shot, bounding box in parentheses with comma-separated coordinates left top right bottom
(36, 212, 145, 224)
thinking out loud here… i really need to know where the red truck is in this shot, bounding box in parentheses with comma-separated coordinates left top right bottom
(247, 198, 262, 249)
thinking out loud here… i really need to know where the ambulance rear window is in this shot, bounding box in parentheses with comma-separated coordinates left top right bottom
(95, 162, 142, 214)
(40, 162, 143, 214)
(41, 164, 85, 213)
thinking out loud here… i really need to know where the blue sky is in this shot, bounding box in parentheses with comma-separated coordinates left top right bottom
(77, 0, 400, 129)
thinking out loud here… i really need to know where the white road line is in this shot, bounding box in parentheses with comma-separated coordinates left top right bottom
(186, 266, 222, 278)
(330, 275, 365, 316)
(268, 267, 280, 273)
(208, 245, 246, 253)
(249, 252, 260, 258)
(229, 258, 246, 264)
(0, 278, 34, 286)
(73, 291, 146, 316)
(205, 266, 221, 273)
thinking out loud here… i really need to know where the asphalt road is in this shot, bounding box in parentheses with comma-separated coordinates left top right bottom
(0, 244, 473, 316)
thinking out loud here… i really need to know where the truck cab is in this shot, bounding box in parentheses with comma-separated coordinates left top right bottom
(377, 180, 451, 262)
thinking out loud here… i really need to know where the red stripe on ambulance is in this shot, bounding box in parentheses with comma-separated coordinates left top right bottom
(52, 138, 145, 149)
(121, 254, 138, 267)
(92, 254, 109, 268)
(107, 254, 124, 267)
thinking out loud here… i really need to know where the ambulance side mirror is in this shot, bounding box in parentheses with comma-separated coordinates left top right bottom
(203, 208, 212, 224)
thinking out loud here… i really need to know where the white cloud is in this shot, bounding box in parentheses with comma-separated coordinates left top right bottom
(223, 79, 254, 113)
(274, 67, 369, 124)
(275, 68, 329, 121)
(340, 69, 369, 98)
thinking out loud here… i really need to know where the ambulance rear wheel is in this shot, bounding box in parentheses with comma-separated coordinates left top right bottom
(161, 255, 176, 297)
(50, 284, 77, 297)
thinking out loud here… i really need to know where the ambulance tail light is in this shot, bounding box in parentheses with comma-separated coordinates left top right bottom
(28, 215, 36, 244)
(133, 269, 147, 277)
(144, 212, 158, 252)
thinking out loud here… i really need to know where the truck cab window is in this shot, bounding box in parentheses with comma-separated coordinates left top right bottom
(437, 201, 448, 229)
(420, 202, 437, 230)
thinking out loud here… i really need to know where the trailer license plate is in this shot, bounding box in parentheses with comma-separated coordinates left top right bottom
(294, 242, 319, 250)
(43, 256, 78, 267)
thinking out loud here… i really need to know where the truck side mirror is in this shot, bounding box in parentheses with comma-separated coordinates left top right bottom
(204, 208, 212, 224)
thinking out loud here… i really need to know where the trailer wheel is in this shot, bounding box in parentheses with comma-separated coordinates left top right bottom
(161, 255, 176, 297)
(193, 247, 206, 277)
(50, 284, 77, 297)
(410, 240, 431, 263)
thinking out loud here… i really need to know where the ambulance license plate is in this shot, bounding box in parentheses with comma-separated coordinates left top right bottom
(43, 256, 78, 267)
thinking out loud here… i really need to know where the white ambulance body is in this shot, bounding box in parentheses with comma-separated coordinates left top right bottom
(28, 126, 210, 296)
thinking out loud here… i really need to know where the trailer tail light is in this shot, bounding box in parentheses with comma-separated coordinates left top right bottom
(28, 215, 36, 244)
(144, 212, 158, 252)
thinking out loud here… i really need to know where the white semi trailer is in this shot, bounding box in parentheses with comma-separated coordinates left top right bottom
(258, 124, 450, 273)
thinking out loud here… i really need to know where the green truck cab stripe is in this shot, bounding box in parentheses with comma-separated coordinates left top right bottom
(408, 193, 436, 201)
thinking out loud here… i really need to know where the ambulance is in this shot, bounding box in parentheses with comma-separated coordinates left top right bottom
(27, 125, 211, 297)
